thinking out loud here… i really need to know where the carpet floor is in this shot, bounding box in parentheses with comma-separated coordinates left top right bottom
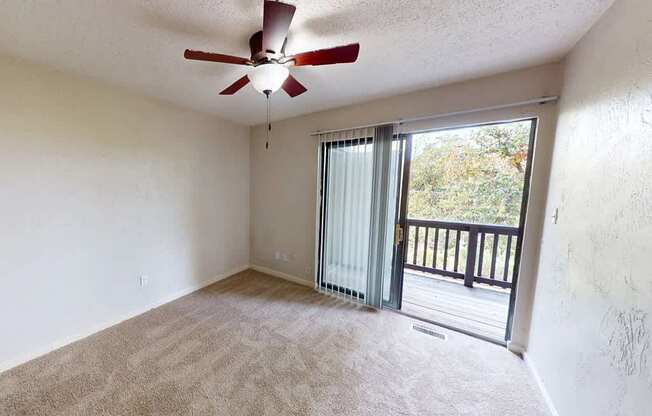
(0, 270, 548, 415)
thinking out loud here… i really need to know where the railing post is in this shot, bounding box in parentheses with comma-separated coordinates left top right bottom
(464, 226, 478, 288)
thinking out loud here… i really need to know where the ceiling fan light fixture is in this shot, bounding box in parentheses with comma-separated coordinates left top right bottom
(248, 63, 289, 95)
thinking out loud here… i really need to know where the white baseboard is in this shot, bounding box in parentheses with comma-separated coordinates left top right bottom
(523, 352, 560, 416)
(250, 264, 314, 288)
(0, 264, 249, 375)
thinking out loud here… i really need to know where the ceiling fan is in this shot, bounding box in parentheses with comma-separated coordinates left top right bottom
(183, 0, 360, 98)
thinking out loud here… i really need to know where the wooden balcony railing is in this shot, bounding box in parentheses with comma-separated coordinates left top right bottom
(405, 219, 519, 289)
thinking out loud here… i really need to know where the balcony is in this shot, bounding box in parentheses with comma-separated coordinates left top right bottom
(402, 218, 518, 341)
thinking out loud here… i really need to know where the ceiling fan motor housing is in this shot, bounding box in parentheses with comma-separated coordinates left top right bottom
(249, 31, 286, 64)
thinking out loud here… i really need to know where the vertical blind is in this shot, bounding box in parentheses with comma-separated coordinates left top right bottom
(317, 125, 400, 308)
(319, 128, 374, 302)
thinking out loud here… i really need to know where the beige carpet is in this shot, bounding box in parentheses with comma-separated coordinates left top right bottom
(0, 270, 548, 415)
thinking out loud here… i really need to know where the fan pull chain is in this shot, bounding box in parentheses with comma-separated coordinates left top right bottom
(265, 90, 271, 149)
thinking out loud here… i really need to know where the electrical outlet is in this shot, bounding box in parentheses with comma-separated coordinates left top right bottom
(139, 275, 149, 288)
(274, 251, 281, 260)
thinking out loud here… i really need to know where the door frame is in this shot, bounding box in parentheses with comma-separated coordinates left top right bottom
(505, 117, 538, 341)
(386, 117, 539, 343)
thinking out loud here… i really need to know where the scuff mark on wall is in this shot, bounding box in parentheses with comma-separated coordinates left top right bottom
(566, 242, 573, 261)
(623, 271, 637, 293)
(601, 308, 650, 377)
(639, 87, 652, 127)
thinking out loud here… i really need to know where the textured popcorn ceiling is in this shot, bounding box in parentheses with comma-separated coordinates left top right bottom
(0, 0, 613, 125)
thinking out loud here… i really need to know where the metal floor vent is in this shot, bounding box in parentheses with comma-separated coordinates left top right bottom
(412, 323, 447, 340)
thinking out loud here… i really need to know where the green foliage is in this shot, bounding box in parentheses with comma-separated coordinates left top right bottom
(408, 122, 530, 226)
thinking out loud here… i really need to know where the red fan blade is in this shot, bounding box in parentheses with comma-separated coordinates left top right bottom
(219, 75, 250, 95)
(263, 0, 296, 54)
(184, 50, 252, 66)
(282, 74, 307, 98)
(286, 43, 360, 66)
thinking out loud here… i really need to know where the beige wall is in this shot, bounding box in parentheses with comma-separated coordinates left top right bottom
(527, 0, 652, 414)
(250, 63, 563, 347)
(0, 56, 250, 371)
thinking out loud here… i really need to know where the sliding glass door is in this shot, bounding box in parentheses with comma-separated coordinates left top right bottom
(392, 119, 537, 343)
(316, 127, 406, 307)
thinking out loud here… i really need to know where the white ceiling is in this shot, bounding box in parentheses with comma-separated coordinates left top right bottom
(0, 0, 613, 125)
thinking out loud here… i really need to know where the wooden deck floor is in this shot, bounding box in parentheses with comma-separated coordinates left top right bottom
(401, 271, 510, 341)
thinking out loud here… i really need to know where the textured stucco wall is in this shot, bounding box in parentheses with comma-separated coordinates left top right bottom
(527, 0, 652, 414)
